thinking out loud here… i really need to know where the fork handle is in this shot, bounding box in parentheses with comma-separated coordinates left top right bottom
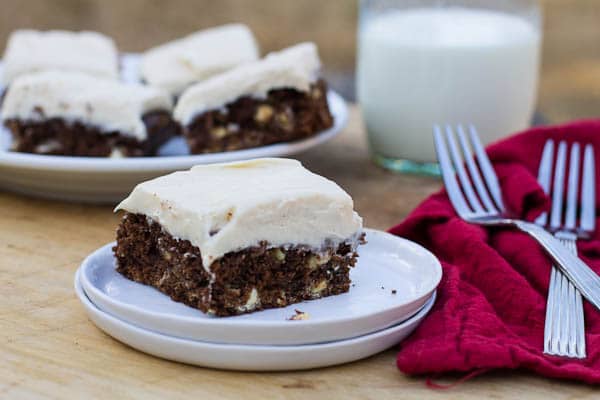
(515, 221, 600, 311)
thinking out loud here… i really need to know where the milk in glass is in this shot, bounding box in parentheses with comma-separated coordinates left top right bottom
(357, 7, 541, 164)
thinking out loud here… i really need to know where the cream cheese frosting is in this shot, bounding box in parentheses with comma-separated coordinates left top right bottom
(173, 42, 321, 125)
(140, 24, 259, 96)
(1, 30, 119, 85)
(1, 71, 173, 140)
(115, 158, 363, 268)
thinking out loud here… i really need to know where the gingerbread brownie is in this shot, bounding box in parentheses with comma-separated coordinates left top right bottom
(173, 43, 334, 154)
(1, 71, 177, 157)
(140, 24, 259, 97)
(1, 29, 118, 85)
(114, 158, 364, 316)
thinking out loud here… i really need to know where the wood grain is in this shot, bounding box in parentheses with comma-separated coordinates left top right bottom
(1, 106, 598, 399)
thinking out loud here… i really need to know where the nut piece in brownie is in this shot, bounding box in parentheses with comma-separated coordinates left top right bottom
(140, 24, 259, 97)
(1, 71, 178, 157)
(174, 43, 334, 154)
(2, 29, 119, 85)
(114, 158, 364, 316)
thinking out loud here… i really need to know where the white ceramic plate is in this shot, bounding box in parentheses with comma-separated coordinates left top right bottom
(0, 55, 348, 203)
(75, 269, 436, 371)
(79, 229, 442, 345)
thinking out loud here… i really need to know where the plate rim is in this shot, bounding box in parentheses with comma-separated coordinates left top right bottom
(78, 228, 442, 328)
(75, 267, 437, 350)
(0, 90, 347, 172)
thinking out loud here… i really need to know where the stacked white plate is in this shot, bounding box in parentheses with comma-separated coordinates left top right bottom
(75, 229, 442, 371)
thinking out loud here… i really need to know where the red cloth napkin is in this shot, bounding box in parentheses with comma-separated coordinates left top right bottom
(389, 120, 600, 384)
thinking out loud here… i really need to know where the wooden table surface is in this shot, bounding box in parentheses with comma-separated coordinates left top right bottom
(2, 106, 598, 399)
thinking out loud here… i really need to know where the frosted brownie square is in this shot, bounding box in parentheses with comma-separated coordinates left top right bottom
(173, 43, 334, 154)
(1, 71, 177, 157)
(140, 24, 259, 96)
(113, 158, 364, 316)
(1, 30, 118, 85)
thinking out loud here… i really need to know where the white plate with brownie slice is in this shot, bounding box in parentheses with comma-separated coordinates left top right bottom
(0, 90, 346, 203)
(0, 51, 348, 204)
(78, 228, 441, 346)
(75, 269, 436, 371)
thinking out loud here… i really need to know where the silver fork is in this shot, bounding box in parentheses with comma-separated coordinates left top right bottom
(535, 140, 595, 358)
(434, 124, 600, 313)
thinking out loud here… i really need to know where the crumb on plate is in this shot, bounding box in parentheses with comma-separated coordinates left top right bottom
(288, 309, 310, 321)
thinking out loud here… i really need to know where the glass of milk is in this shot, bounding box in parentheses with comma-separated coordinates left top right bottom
(357, 0, 542, 174)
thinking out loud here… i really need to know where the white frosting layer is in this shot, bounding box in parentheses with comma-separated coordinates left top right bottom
(174, 42, 321, 125)
(140, 24, 259, 96)
(116, 158, 363, 268)
(1, 30, 119, 84)
(1, 71, 173, 140)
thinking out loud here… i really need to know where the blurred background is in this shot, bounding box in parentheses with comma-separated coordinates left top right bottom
(0, 0, 598, 123)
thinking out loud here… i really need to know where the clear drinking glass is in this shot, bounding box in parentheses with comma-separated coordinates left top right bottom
(357, 0, 542, 174)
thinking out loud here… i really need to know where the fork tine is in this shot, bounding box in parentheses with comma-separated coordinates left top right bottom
(580, 144, 596, 232)
(434, 125, 472, 217)
(574, 144, 593, 358)
(550, 142, 567, 229)
(444, 125, 485, 214)
(564, 143, 581, 229)
(545, 139, 564, 356)
(545, 141, 570, 357)
(567, 240, 585, 358)
(468, 125, 505, 211)
(575, 285, 586, 358)
(557, 271, 570, 355)
(457, 125, 497, 213)
(535, 140, 555, 226)
(550, 268, 563, 353)
(564, 270, 578, 356)
(544, 267, 558, 354)
(562, 143, 584, 358)
(560, 142, 581, 358)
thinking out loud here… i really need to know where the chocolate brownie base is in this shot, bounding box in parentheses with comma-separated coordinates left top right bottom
(113, 212, 361, 316)
(4, 110, 180, 157)
(184, 79, 334, 154)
